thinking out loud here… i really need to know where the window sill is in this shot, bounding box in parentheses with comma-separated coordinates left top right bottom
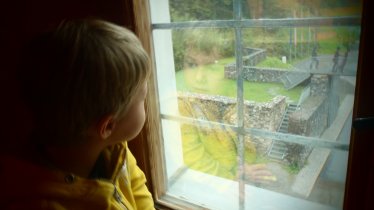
(162, 168, 338, 210)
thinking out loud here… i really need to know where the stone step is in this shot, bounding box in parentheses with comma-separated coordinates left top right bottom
(269, 103, 298, 160)
(272, 146, 288, 153)
(279, 129, 288, 133)
(280, 125, 288, 130)
(268, 140, 288, 160)
(281, 119, 289, 124)
(281, 72, 311, 90)
(281, 121, 289, 124)
(268, 152, 284, 160)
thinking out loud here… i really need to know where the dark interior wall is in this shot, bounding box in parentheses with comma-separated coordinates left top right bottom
(1, 0, 135, 151)
(345, 0, 374, 209)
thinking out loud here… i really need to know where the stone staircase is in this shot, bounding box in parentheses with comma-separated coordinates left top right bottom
(267, 103, 299, 160)
(280, 71, 311, 90)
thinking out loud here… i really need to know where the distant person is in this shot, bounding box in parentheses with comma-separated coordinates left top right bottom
(339, 45, 350, 72)
(309, 44, 319, 70)
(332, 46, 340, 72)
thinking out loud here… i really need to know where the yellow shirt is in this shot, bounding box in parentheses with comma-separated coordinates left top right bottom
(0, 142, 155, 210)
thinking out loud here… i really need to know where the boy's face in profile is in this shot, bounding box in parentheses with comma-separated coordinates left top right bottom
(108, 83, 148, 143)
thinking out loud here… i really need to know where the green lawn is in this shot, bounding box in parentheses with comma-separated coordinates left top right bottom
(175, 57, 303, 103)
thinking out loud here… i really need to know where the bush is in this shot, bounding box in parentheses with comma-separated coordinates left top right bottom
(172, 29, 235, 72)
(256, 56, 293, 69)
(172, 30, 187, 72)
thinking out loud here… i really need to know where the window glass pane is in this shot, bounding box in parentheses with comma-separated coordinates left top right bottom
(155, 28, 237, 124)
(242, 137, 349, 209)
(240, 24, 358, 209)
(180, 124, 239, 180)
(166, 123, 240, 209)
(242, 0, 363, 19)
(244, 135, 350, 208)
(168, 0, 234, 22)
(242, 25, 360, 128)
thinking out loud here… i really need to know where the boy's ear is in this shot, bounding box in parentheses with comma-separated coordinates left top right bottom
(98, 115, 116, 139)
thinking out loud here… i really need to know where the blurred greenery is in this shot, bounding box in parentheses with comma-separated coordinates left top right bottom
(170, 1, 362, 72)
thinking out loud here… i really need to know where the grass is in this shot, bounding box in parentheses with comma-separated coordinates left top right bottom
(175, 57, 303, 103)
(256, 56, 293, 69)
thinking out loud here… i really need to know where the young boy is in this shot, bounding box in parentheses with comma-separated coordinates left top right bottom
(0, 19, 155, 210)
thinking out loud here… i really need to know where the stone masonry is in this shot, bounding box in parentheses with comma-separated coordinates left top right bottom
(177, 92, 287, 153)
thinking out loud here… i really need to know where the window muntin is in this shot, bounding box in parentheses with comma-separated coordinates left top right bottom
(149, 0, 362, 209)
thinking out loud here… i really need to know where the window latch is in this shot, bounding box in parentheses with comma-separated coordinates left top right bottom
(352, 117, 374, 130)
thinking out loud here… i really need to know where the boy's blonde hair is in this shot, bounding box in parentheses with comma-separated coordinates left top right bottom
(19, 19, 150, 146)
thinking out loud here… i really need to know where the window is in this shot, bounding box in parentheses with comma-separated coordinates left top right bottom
(142, 0, 363, 209)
